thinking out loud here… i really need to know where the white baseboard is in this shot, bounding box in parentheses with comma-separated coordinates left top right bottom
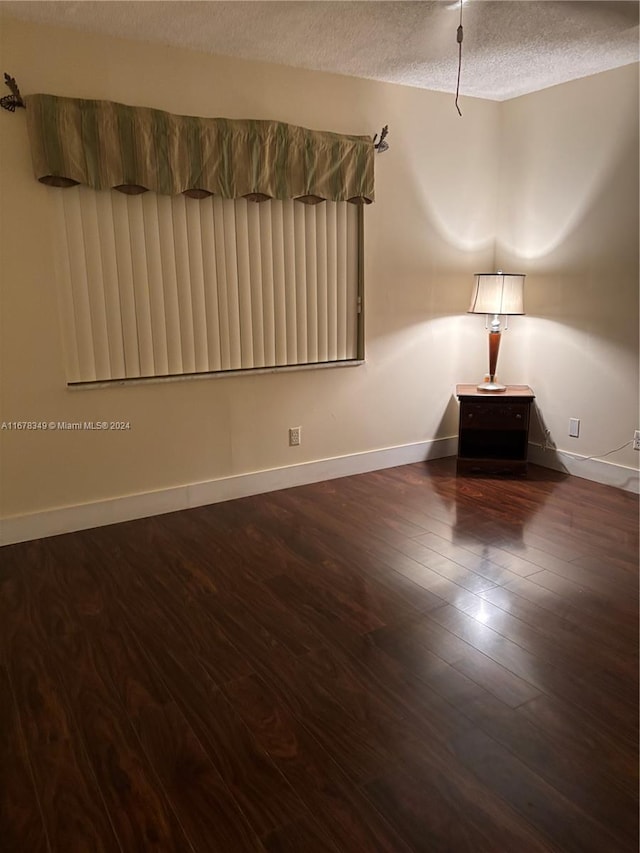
(0, 436, 458, 546)
(528, 443, 639, 494)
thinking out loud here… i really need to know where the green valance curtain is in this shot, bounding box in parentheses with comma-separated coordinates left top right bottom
(25, 94, 375, 204)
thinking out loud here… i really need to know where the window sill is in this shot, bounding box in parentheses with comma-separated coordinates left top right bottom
(67, 359, 365, 390)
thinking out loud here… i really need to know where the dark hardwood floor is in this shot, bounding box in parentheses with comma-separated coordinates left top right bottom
(1, 458, 638, 852)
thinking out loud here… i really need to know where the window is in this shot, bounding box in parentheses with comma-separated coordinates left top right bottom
(25, 93, 373, 382)
(52, 187, 363, 384)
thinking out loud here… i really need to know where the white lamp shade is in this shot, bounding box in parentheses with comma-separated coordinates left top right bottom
(468, 272, 525, 315)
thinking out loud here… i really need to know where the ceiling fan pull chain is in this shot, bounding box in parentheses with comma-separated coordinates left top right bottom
(455, 0, 464, 116)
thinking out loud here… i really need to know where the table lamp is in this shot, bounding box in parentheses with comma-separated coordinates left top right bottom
(468, 271, 525, 391)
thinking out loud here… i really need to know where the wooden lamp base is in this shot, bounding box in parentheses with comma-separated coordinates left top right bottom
(478, 329, 506, 392)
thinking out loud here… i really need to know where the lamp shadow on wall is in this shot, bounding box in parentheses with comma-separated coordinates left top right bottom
(495, 130, 638, 336)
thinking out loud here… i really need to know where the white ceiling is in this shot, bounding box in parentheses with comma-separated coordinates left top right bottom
(1, 0, 638, 101)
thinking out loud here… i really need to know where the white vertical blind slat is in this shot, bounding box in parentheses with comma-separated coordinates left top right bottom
(259, 203, 276, 367)
(110, 191, 140, 377)
(212, 197, 231, 370)
(51, 190, 81, 382)
(156, 194, 183, 374)
(346, 203, 359, 359)
(271, 201, 288, 366)
(282, 201, 297, 365)
(326, 202, 338, 362)
(78, 187, 111, 380)
(294, 202, 308, 364)
(171, 195, 196, 374)
(63, 189, 97, 380)
(141, 192, 169, 376)
(126, 194, 155, 376)
(234, 200, 254, 368)
(55, 190, 360, 383)
(222, 199, 242, 370)
(336, 202, 348, 361)
(247, 202, 265, 367)
(185, 198, 210, 372)
(199, 197, 222, 372)
(315, 204, 328, 363)
(95, 190, 126, 379)
(304, 205, 318, 363)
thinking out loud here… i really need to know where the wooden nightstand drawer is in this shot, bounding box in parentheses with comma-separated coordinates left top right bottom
(461, 402, 529, 431)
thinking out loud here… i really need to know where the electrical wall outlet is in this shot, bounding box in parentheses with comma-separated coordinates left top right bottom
(568, 418, 580, 438)
(634, 430, 640, 451)
(289, 426, 301, 446)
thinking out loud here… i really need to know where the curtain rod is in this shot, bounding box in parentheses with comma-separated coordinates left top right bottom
(1, 73, 389, 153)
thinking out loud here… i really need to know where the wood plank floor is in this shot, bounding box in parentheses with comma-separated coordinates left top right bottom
(1, 458, 638, 852)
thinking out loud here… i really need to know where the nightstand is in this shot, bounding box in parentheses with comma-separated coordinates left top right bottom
(456, 385, 535, 476)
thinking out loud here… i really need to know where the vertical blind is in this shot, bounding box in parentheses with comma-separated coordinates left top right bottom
(51, 186, 361, 383)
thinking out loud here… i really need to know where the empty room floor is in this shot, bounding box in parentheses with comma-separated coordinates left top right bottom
(1, 458, 638, 851)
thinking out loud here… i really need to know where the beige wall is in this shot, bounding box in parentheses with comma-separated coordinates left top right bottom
(0, 16, 500, 517)
(496, 64, 639, 470)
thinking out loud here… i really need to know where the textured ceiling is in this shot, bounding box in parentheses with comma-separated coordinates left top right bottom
(1, 1, 638, 100)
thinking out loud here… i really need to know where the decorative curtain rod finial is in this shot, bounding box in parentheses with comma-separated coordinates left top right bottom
(373, 125, 389, 153)
(1, 73, 25, 112)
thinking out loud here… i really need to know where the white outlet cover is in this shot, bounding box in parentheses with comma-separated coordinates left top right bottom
(289, 427, 301, 446)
